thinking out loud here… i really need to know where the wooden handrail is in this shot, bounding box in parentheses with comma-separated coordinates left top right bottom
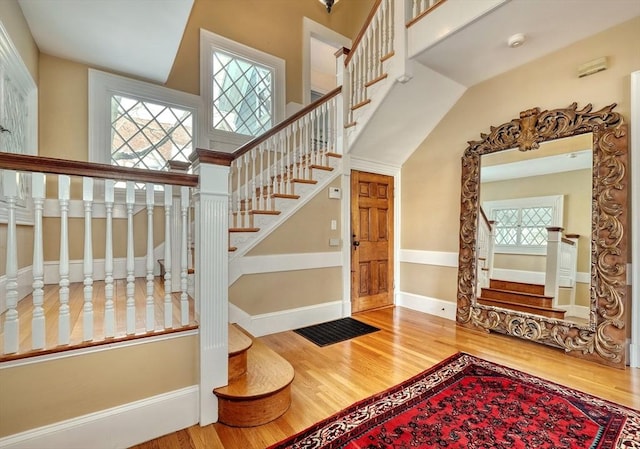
(561, 237, 576, 246)
(479, 206, 492, 231)
(344, 0, 383, 66)
(232, 86, 342, 159)
(406, 0, 448, 28)
(0, 153, 199, 187)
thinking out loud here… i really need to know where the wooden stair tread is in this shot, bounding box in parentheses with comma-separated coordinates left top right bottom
(490, 279, 545, 295)
(272, 193, 300, 199)
(214, 338, 294, 400)
(309, 164, 334, 171)
(477, 297, 566, 319)
(291, 178, 318, 184)
(229, 227, 260, 233)
(228, 324, 252, 356)
(249, 210, 281, 215)
(482, 287, 552, 300)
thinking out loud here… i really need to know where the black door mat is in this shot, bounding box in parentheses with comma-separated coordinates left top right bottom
(293, 317, 380, 347)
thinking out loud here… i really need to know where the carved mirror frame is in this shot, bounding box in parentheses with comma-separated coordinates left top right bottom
(456, 103, 628, 368)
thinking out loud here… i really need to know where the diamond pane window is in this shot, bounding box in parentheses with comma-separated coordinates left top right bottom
(110, 95, 193, 171)
(211, 50, 273, 137)
(491, 205, 555, 248)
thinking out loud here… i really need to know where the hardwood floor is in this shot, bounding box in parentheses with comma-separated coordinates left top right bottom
(0, 277, 198, 361)
(131, 306, 640, 449)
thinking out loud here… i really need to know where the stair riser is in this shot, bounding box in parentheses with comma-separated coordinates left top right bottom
(228, 351, 248, 382)
(490, 279, 545, 295)
(477, 299, 566, 319)
(217, 385, 291, 427)
(481, 290, 553, 308)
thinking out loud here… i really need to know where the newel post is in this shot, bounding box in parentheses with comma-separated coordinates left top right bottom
(545, 227, 563, 308)
(335, 47, 349, 154)
(189, 149, 234, 425)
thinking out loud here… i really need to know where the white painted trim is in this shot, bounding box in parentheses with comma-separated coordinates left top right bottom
(0, 386, 198, 449)
(631, 70, 640, 368)
(0, 265, 33, 314)
(0, 330, 198, 370)
(43, 251, 164, 285)
(349, 155, 401, 176)
(396, 291, 457, 321)
(556, 304, 590, 321)
(399, 249, 458, 268)
(229, 300, 343, 337)
(0, 21, 38, 225)
(341, 169, 352, 316)
(302, 17, 351, 106)
(229, 251, 343, 285)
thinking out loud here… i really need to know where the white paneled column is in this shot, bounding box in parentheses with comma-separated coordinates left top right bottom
(191, 153, 231, 426)
(545, 227, 563, 308)
(3, 171, 19, 354)
(82, 177, 94, 341)
(58, 175, 71, 346)
(31, 173, 46, 350)
(145, 183, 155, 332)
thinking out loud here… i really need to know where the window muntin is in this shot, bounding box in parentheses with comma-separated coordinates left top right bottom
(200, 29, 285, 151)
(212, 51, 273, 136)
(484, 195, 563, 255)
(110, 95, 192, 171)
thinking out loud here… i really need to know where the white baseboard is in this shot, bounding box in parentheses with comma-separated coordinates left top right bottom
(630, 340, 639, 368)
(556, 304, 590, 321)
(0, 386, 199, 449)
(396, 291, 456, 321)
(0, 266, 33, 314)
(229, 300, 344, 337)
(43, 252, 165, 285)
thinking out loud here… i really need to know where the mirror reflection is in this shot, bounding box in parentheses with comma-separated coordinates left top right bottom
(476, 134, 592, 326)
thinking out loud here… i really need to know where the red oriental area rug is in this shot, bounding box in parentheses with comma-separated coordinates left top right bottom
(268, 352, 640, 449)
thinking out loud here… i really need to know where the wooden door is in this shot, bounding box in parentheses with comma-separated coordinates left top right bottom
(350, 170, 394, 313)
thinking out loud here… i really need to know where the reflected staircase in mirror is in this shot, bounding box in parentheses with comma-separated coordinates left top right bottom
(477, 279, 566, 320)
(213, 324, 294, 427)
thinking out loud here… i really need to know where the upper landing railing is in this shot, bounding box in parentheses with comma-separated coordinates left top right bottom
(0, 154, 198, 358)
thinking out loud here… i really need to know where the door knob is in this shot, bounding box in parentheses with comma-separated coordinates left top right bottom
(352, 234, 360, 248)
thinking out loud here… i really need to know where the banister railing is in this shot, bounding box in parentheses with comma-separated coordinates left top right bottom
(1, 155, 198, 358)
(227, 89, 342, 231)
(407, 0, 447, 27)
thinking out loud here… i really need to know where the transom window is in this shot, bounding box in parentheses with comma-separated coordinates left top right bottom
(483, 195, 563, 255)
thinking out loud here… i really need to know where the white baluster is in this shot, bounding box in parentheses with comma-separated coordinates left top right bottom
(266, 140, 272, 209)
(413, 0, 419, 19)
(58, 175, 71, 345)
(243, 153, 250, 224)
(163, 185, 173, 329)
(104, 179, 115, 337)
(250, 149, 257, 213)
(82, 177, 94, 341)
(145, 183, 155, 332)
(31, 173, 45, 350)
(180, 186, 189, 326)
(3, 171, 19, 354)
(258, 145, 265, 210)
(279, 133, 286, 194)
(125, 181, 136, 334)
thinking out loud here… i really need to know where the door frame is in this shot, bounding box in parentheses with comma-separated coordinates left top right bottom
(342, 157, 401, 316)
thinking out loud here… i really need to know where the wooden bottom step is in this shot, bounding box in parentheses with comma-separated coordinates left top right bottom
(228, 325, 252, 381)
(477, 297, 566, 320)
(215, 329, 294, 427)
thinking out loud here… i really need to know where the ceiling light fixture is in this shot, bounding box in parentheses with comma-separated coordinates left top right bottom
(319, 0, 339, 13)
(507, 33, 526, 48)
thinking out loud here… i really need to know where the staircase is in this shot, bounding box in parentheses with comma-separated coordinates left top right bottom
(477, 279, 566, 320)
(214, 325, 295, 427)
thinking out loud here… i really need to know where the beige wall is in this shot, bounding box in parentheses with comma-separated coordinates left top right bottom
(401, 17, 640, 305)
(0, 0, 38, 83)
(166, 0, 375, 102)
(0, 335, 198, 437)
(231, 177, 343, 314)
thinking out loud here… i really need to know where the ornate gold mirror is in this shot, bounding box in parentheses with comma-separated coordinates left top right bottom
(456, 103, 628, 368)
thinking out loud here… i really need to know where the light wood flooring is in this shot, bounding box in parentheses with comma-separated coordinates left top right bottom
(131, 306, 640, 449)
(0, 277, 198, 361)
